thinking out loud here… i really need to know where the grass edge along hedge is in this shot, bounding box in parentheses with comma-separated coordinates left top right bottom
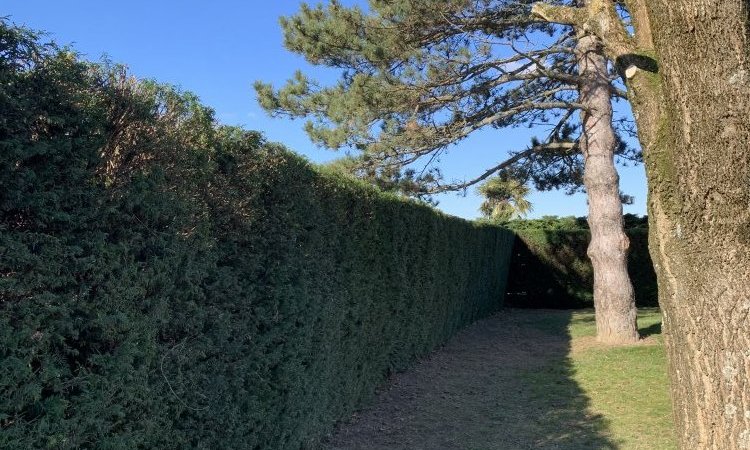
(0, 32, 515, 446)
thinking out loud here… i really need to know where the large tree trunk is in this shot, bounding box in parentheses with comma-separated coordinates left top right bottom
(533, 1, 750, 444)
(631, 2, 750, 447)
(576, 33, 640, 345)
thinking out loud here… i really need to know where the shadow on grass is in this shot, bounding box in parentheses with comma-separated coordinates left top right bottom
(639, 321, 662, 338)
(323, 310, 617, 450)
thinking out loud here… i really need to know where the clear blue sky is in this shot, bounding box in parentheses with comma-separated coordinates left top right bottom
(6, 0, 647, 220)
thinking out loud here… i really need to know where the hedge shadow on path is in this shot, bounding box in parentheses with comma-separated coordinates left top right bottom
(323, 310, 617, 450)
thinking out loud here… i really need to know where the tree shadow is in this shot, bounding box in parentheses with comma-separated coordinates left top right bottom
(639, 321, 662, 338)
(323, 310, 618, 449)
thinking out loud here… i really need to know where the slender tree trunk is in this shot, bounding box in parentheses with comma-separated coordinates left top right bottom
(576, 33, 639, 345)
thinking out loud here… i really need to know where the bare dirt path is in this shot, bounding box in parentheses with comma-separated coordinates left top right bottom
(322, 310, 616, 450)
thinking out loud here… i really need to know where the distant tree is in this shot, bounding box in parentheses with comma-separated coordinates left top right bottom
(478, 175, 533, 222)
(256, 0, 640, 344)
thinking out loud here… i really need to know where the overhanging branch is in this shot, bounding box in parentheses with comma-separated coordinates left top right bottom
(427, 141, 579, 193)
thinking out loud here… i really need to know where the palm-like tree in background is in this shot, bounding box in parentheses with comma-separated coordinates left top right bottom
(478, 176, 533, 222)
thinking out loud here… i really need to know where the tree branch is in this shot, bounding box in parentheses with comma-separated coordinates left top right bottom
(623, 0, 654, 49)
(510, 42, 581, 86)
(428, 141, 579, 193)
(532, 1, 636, 61)
(531, 4, 586, 28)
(611, 85, 629, 99)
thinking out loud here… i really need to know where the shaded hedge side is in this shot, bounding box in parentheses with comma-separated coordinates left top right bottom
(0, 24, 513, 448)
(204, 148, 515, 449)
(505, 229, 657, 308)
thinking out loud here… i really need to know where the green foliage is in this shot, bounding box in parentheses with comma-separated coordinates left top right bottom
(477, 176, 533, 221)
(0, 21, 514, 449)
(503, 217, 656, 308)
(256, 1, 642, 197)
(502, 215, 590, 231)
(501, 214, 648, 231)
(321, 154, 436, 199)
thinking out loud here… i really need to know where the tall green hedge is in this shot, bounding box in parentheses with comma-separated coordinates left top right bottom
(504, 226, 657, 309)
(0, 23, 513, 449)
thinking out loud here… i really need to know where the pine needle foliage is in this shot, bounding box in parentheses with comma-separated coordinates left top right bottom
(255, 0, 640, 197)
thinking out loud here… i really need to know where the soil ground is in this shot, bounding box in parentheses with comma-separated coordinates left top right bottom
(322, 309, 674, 450)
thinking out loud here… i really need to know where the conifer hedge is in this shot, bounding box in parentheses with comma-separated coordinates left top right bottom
(0, 22, 514, 449)
(503, 217, 657, 308)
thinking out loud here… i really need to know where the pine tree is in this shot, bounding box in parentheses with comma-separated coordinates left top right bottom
(256, 0, 640, 344)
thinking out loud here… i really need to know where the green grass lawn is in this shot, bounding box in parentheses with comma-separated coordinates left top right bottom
(327, 308, 675, 449)
(520, 308, 676, 449)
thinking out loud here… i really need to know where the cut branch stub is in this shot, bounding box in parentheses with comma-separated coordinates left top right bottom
(615, 53, 659, 80)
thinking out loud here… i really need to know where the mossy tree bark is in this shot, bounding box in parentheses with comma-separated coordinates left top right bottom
(576, 32, 639, 345)
(636, 2, 750, 447)
(535, 0, 750, 447)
